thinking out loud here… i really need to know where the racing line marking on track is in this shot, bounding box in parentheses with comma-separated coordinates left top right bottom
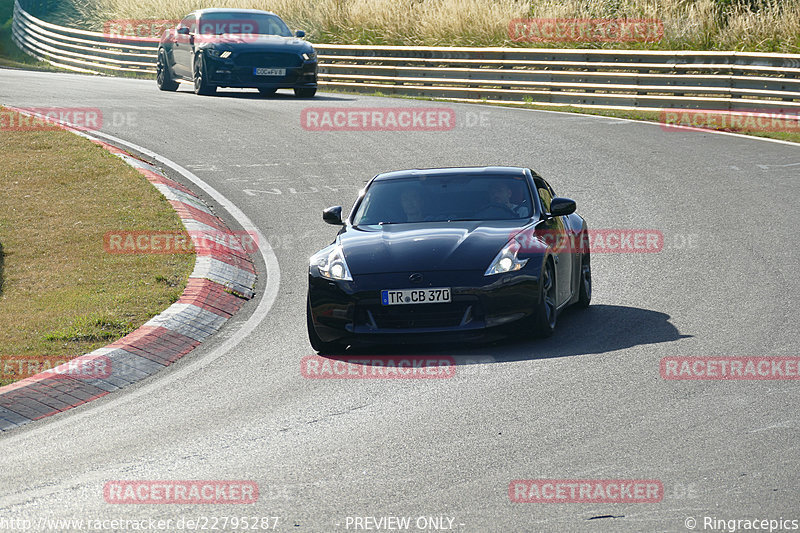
(0, 111, 281, 457)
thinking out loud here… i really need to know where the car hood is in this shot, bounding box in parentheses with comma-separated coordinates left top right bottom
(197, 34, 312, 52)
(339, 221, 530, 275)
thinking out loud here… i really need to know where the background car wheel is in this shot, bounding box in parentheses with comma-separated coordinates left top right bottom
(532, 259, 557, 337)
(258, 88, 277, 96)
(578, 251, 591, 308)
(294, 87, 316, 98)
(193, 55, 216, 96)
(156, 50, 179, 92)
(307, 298, 346, 354)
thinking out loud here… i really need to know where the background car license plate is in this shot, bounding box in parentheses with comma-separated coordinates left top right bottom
(254, 68, 285, 76)
(381, 288, 451, 306)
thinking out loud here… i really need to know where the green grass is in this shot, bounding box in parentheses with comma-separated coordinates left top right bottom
(0, 107, 195, 386)
(42, 313, 134, 342)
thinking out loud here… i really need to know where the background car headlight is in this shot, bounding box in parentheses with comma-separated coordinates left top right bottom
(312, 244, 353, 281)
(302, 51, 317, 61)
(484, 239, 528, 276)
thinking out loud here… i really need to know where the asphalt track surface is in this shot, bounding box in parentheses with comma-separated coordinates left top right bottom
(0, 69, 798, 532)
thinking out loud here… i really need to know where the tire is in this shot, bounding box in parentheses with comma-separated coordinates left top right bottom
(294, 87, 316, 98)
(258, 88, 277, 96)
(532, 259, 557, 337)
(307, 298, 346, 354)
(156, 49, 179, 91)
(193, 55, 216, 96)
(577, 251, 591, 308)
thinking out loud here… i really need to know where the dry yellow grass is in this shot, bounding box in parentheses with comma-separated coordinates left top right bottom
(0, 108, 194, 386)
(72, 0, 800, 52)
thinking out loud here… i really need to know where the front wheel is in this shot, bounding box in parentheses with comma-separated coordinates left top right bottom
(307, 298, 346, 354)
(294, 87, 316, 98)
(532, 259, 557, 337)
(193, 55, 216, 96)
(156, 49, 179, 91)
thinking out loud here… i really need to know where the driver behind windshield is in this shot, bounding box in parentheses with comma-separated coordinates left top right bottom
(399, 187, 426, 222)
(354, 176, 533, 225)
(488, 181, 527, 217)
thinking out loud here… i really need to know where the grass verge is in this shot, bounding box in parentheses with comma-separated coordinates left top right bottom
(0, 107, 195, 387)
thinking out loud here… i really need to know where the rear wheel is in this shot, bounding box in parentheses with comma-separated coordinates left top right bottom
(258, 87, 277, 96)
(532, 259, 557, 337)
(193, 55, 216, 96)
(307, 297, 346, 354)
(156, 49, 179, 91)
(294, 87, 316, 98)
(577, 251, 591, 308)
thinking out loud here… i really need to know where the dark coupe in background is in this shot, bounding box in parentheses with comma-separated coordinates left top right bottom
(157, 8, 317, 96)
(307, 167, 592, 353)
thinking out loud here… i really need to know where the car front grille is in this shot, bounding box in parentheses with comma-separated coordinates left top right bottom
(355, 299, 482, 330)
(235, 52, 302, 68)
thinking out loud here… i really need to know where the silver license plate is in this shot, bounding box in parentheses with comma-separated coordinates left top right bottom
(254, 68, 285, 76)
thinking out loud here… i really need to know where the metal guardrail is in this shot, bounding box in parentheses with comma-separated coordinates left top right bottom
(12, 0, 158, 75)
(11, 0, 800, 112)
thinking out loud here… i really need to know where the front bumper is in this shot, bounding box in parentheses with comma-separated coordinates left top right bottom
(205, 52, 317, 88)
(308, 269, 541, 344)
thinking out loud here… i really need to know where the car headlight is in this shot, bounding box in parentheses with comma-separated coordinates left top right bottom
(484, 239, 528, 276)
(312, 244, 353, 281)
(302, 51, 317, 61)
(207, 49, 232, 59)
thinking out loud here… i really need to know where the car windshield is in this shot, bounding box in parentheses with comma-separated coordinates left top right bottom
(353, 175, 534, 225)
(197, 13, 292, 37)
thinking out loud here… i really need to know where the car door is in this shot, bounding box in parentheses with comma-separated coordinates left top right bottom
(534, 176, 574, 307)
(172, 14, 196, 78)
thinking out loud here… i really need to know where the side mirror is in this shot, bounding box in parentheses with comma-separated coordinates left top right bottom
(548, 197, 576, 217)
(295, 30, 306, 38)
(177, 27, 190, 35)
(323, 206, 343, 225)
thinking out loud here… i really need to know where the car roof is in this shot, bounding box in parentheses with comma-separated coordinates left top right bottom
(373, 166, 530, 182)
(190, 8, 278, 17)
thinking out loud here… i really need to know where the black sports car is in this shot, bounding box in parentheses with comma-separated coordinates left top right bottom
(156, 8, 317, 97)
(307, 167, 592, 352)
